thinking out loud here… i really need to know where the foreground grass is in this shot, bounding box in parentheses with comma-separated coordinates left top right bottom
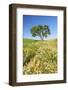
(23, 38, 57, 75)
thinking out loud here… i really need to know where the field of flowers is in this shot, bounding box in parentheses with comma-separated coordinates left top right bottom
(23, 39, 57, 75)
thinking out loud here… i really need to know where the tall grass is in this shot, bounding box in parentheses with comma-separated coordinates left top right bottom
(23, 39, 57, 75)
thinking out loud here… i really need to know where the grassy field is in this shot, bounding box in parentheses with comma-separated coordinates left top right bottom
(23, 39, 57, 75)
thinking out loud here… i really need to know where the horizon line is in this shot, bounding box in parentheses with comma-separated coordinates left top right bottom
(23, 38, 57, 40)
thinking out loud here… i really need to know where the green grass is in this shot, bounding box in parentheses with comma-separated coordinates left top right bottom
(23, 38, 57, 75)
(23, 39, 38, 47)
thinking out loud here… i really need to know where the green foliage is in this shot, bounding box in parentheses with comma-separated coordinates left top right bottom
(31, 25, 51, 40)
(23, 39, 57, 75)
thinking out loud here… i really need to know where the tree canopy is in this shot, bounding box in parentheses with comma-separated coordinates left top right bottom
(31, 25, 51, 40)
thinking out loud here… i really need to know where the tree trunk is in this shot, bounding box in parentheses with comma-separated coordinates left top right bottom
(40, 35, 44, 40)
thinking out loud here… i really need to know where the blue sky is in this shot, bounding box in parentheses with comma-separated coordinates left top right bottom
(23, 15, 57, 40)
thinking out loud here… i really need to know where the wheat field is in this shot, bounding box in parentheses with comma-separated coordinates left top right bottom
(23, 39, 57, 75)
